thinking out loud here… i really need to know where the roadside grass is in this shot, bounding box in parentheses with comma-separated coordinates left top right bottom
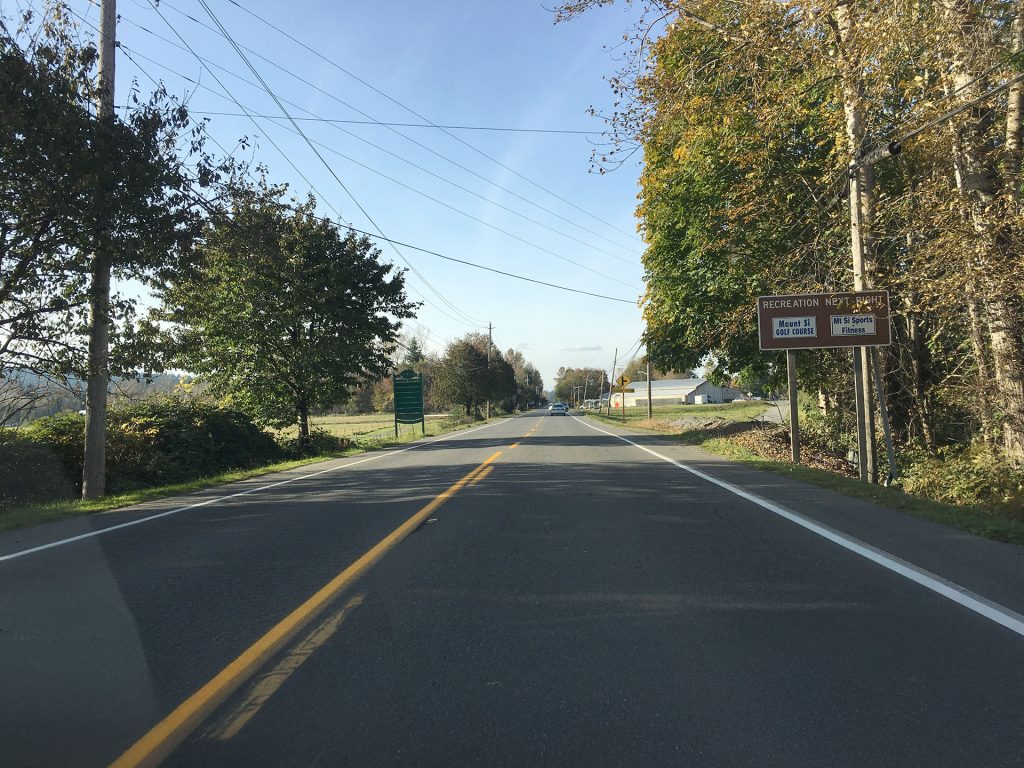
(588, 401, 769, 429)
(584, 414, 1024, 546)
(1, 413, 498, 535)
(275, 412, 448, 440)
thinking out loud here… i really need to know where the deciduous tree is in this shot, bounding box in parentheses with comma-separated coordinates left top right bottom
(159, 180, 416, 445)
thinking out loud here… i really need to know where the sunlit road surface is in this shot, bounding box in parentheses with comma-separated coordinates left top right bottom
(3, 411, 1024, 767)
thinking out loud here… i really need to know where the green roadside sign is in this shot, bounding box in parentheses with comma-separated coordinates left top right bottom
(393, 369, 425, 436)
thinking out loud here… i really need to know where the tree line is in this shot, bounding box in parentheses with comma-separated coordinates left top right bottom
(559, 0, 1024, 467)
(346, 335, 544, 418)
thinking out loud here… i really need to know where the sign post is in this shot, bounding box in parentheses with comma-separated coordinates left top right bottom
(786, 349, 800, 464)
(616, 374, 631, 422)
(392, 369, 425, 438)
(757, 291, 892, 481)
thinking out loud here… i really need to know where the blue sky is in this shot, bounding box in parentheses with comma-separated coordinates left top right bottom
(63, 0, 649, 389)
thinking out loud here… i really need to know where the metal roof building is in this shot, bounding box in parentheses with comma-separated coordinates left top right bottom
(610, 378, 744, 408)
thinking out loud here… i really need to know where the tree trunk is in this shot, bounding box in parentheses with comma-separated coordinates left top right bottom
(942, 0, 1024, 461)
(995, 1, 1024, 459)
(818, 387, 831, 418)
(989, 300, 1024, 458)
(903, 295, 935, 449)
(297, 399, 310, 449)
(966, 289, 995, 439)
(1005, 0, 1024, 199)
(832, 1, 878, 479)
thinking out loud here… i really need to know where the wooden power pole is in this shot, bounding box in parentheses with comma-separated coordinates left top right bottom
(82, 0, 116, 499)
(485, 322, 492, 420)
(606, 348, 617, 416)
(646, 358, 652, 420)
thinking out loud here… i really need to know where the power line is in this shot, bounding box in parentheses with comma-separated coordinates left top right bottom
(108, 13, 636, 265)
(136, 0, 487, 330)
(174, 111, 605, 135)
(116, 42, 638, 306)
(109, 19, 640, 288)
(140, 3, 636, 310)
(195, 0, 492, 328)
(145, 1, 642, 258)
(339, 227, 638, 305)
(210, 0, 646, 246)
(883, 72, 1024, 161)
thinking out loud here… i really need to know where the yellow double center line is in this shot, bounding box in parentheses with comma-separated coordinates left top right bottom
(111, 450, 503, 768)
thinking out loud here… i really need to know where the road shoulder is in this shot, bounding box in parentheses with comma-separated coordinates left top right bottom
(576, 414, 1024, 621)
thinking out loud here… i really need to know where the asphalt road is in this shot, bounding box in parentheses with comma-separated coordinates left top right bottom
(3, 411, 1024, 767)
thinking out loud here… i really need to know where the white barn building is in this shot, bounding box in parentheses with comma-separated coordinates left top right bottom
(609, 378, 744, 409)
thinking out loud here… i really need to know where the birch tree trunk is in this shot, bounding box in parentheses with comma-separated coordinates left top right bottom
(942, 0, 1024, 461)
(833, 1, 878, 479)
(994, 0, 1024, 459)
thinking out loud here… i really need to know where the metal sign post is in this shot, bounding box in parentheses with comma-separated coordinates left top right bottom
(616, 375, 631, 422)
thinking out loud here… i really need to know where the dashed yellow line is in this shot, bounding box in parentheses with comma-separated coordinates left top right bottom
(109, 450, 503, 768)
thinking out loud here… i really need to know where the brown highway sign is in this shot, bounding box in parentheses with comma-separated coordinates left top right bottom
(757, 291, 891, 350)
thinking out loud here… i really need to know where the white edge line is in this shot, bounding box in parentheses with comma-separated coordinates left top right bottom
(0, 419, 506, 564)
(573, 415, 1024, 639)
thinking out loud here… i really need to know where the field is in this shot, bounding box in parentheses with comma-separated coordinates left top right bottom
(277, 412, 449, 441)
(588, 401, 772, 428)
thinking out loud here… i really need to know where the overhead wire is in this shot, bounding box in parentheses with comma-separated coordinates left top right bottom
(112, 36, 640, 307)
(110, 23, 634, 269)
(121, 53, 479, 331)
(334, 226, 638, 305)
(146, 0, 642, 259)
(209, 0, 646, 247)
(114, 8, 640, 287)
(182, 112, 605, 135)
(137, 0, 487, 329)
(194, 0, 497, 327)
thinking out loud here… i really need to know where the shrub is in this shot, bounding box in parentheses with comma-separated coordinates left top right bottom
(19, 411, 86, 488)
(105, 399, 284, 491)
(0, 430, 76, 508)
(18, 398, 284, 495)
(900, 442, 1024, 514)
(277, 428, 350, 457)
(441, 410, 477, 429)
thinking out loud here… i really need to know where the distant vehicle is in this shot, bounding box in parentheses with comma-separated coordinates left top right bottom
(549, 403, 568, 415)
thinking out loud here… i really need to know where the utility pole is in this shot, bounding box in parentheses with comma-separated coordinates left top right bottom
(646, 358, 653, 419)
(835, 2, 877, 484)
(849, 160, 876, 483)
(606, 348, 618, 416)
(82, 0, 116, 499)
(485, 322, 492, 420)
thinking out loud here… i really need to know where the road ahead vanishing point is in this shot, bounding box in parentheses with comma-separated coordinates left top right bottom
(3, 411, 1024, 767)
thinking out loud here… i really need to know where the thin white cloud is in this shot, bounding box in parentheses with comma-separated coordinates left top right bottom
(560, 344, 602, 352)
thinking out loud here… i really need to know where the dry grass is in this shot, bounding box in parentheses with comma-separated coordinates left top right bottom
(277, 413, 447, 439)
